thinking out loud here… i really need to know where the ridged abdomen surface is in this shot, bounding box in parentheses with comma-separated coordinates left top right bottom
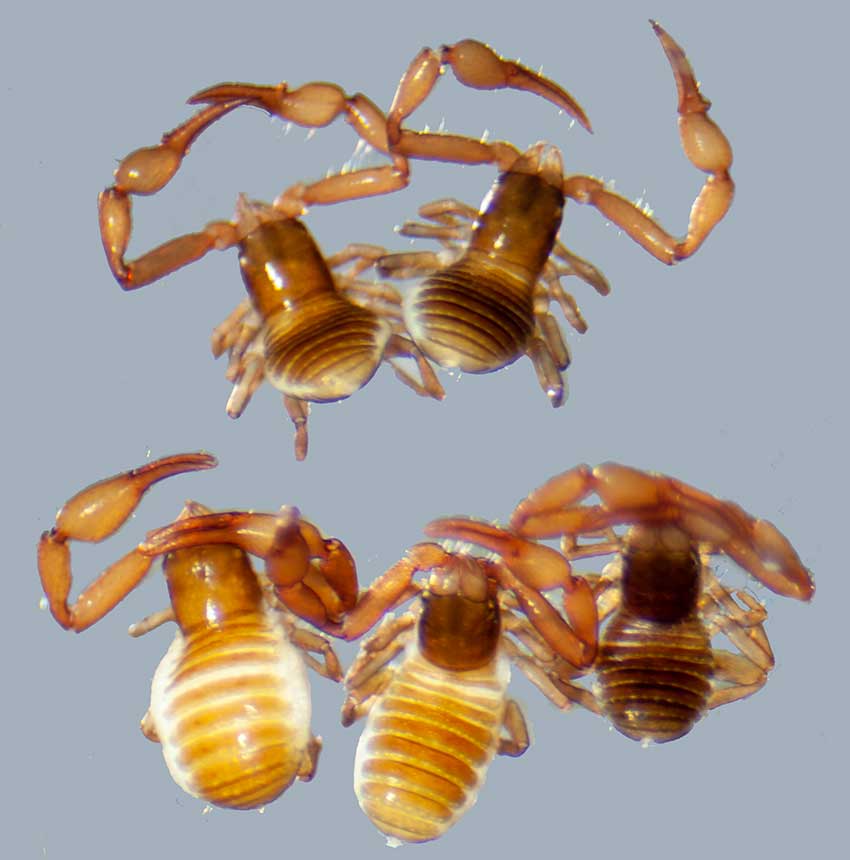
(404, 257, 534, 374)
(149, 610, 311, 809)
(597, 613, 714, 743)
(354, 644, 509, 844)
(264, 298, 391, 402)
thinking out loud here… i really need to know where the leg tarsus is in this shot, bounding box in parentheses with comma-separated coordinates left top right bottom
(708, 650, 769, 709)
(384, 334, 445, 400)
(283, 396, 310, 461)
(342, 614, 415, 725)
(552, 241, 611, 297)
(128, 607, 176, 637)
(289, 625, 343, 681)
(546, 660, 603, 714)
(702, 572, 773, 709)
(341, 666, 397, 727)
(297, 736, 322, 782)
(497, 699, 530, 757)
(536, 311, 571, 371)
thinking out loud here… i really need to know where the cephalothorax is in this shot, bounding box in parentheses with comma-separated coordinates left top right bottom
(428, 462, 813, 743)
(38, 453, 358, 807)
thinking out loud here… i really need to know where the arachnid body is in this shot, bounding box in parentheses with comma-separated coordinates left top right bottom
(376, 21, 733, 405)
(97, 82, 444, 459)
(336, 539, 597, 844)
(38, 453, 357, 808)
(429, 463, 813, 744)
(205, 200, 445, 460)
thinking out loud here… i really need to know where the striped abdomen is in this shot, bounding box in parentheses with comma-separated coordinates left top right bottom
(148, 609, 311, 809)
(596, 612, 714, 743)
(354, 643, 509, 844)
(404, 254, 535, 374)
(263, 296, 390, 402)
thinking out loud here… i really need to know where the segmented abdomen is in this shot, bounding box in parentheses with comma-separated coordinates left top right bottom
(404, 256, 534, 373)
(149, 610, 311, 809)
(596, 613, 714, 743)
(264, 298, 390, 402)
(353, 644, 509, 844)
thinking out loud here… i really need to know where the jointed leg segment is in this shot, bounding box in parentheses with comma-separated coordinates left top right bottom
(288, 625, 344, 681)
(340, 613, 417, 726)
(497, 700, 530, 757)
(702, 573, 774, 708)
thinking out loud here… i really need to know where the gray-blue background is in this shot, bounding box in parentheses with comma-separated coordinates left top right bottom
(6, 1, 842, 856)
